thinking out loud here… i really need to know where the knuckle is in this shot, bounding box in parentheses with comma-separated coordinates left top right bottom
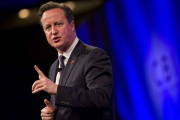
(42, 79, 46, 82)
(41, 109, 44, 113)
(44, 85, 47, 89)
(44, 81, 47, 85)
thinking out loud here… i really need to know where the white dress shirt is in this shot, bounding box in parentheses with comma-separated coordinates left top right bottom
(55, 37, 79, 85)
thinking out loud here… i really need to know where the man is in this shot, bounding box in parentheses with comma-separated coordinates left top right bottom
(32, 1, 114, 120)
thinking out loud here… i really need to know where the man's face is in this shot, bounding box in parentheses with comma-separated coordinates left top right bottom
(41, 8, 75, 53)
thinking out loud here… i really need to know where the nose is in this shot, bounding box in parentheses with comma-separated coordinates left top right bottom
(52, 26, 58, 35)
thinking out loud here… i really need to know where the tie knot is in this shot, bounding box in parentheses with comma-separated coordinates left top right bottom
(59, 55, 65, 62)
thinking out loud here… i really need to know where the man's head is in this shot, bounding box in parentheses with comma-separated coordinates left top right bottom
(39, 1, 76, 54)
(38, 1, 74, 24)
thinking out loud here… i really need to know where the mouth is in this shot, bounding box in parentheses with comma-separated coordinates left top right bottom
(53, 37, 60, 42)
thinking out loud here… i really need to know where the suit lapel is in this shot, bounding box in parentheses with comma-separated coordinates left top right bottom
(50, 59, 59, 83)
(59, 40, 84, 86)
(49, 59, 58, 108)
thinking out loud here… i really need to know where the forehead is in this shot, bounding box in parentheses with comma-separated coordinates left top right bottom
(41, 8, 66, 23)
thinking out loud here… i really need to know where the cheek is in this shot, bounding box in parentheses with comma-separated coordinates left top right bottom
(45, 32, 51, 40)
(58, 29, 65, 35)
(59, 26, 68, 35)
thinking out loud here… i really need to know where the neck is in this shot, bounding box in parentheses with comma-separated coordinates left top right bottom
(57, 34, 76, 54)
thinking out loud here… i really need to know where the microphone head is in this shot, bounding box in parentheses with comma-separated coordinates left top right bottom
(57, 66, 62, 72)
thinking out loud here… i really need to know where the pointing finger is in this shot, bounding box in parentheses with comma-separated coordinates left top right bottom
(34, 65, 45, 77)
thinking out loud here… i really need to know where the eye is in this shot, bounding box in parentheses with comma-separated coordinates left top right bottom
(57, 22, 63, 26)
(45, 26, 51, 30)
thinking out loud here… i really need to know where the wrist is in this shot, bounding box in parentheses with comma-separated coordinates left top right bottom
(54, 84, 58, 95)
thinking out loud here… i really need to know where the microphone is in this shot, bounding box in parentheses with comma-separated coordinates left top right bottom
(57, 66, 62, 72)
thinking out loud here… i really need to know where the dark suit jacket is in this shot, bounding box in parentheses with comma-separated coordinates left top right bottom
(49, 40, 114, 120)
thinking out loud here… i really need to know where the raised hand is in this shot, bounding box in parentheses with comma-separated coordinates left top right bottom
(41, 99, 54, 120)
(32, 65, 57, 94)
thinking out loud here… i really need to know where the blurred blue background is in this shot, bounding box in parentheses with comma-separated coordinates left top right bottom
(0, 0, 180, 120)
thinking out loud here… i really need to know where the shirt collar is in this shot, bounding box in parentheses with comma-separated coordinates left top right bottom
(58, 37, 79, 59)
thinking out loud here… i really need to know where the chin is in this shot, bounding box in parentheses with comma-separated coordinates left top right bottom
(54, 44, 64, 49)
(52, 42, 63, 47)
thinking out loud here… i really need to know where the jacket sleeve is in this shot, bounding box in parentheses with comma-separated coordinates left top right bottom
(55, 48, 113, 109)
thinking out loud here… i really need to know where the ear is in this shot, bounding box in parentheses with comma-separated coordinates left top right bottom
(70, 21, 75, 32)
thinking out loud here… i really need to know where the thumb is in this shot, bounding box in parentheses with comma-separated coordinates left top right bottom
(44, 99, 53, 110)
